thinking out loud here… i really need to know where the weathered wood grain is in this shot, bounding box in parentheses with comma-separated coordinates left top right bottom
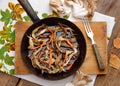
(0, 72, 20, 86)
(94, 0, 120, 86)
(97, 0, 120, 20)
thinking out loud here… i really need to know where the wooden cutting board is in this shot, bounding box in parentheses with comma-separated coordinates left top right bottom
(14, 21, 107, 74)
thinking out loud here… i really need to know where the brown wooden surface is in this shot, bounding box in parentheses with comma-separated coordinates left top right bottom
(0, 0, 120, 86)
(15, 21, 107, 75)
(15, 22, 32, 74)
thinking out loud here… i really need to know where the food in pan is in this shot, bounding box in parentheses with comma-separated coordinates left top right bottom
(27, 23, 80, 74)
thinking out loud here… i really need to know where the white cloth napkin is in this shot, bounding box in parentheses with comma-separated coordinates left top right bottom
(15, 12, 115, 86)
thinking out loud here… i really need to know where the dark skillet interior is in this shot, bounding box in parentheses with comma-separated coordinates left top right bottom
(21, 17, 86, 80)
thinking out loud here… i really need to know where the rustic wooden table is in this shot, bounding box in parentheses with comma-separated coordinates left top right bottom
(0, 0, 120, 86)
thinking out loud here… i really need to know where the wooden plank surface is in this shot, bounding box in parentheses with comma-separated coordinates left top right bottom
(0, 72, 20, 86)
(95, 0, 120, 86)
(0, 0, 120, 86)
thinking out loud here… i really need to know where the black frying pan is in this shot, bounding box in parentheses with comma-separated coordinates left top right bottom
(18, 0, 86, 80)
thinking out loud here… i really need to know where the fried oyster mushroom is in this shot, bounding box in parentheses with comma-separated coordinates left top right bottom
(49, 0, 70, 17)
(65, 0, 99, 19)
(66, 70, 92, 86)
(27, 24, 80, 74)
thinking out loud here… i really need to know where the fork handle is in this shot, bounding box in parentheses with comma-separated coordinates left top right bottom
(92, 44, 105, 71)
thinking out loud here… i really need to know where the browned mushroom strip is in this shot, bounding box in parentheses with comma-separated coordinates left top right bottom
(28, 23, 80, 74)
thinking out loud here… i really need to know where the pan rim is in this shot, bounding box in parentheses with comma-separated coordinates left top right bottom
(20, 17, 87, 80)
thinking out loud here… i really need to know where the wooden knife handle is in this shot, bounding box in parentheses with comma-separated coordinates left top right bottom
(92, 44, 105, 71)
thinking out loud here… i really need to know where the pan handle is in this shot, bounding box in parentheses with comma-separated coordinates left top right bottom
(18, 0, 40, 23)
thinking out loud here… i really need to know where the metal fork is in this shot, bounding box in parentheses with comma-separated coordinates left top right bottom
(82, 17, 105, 71)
